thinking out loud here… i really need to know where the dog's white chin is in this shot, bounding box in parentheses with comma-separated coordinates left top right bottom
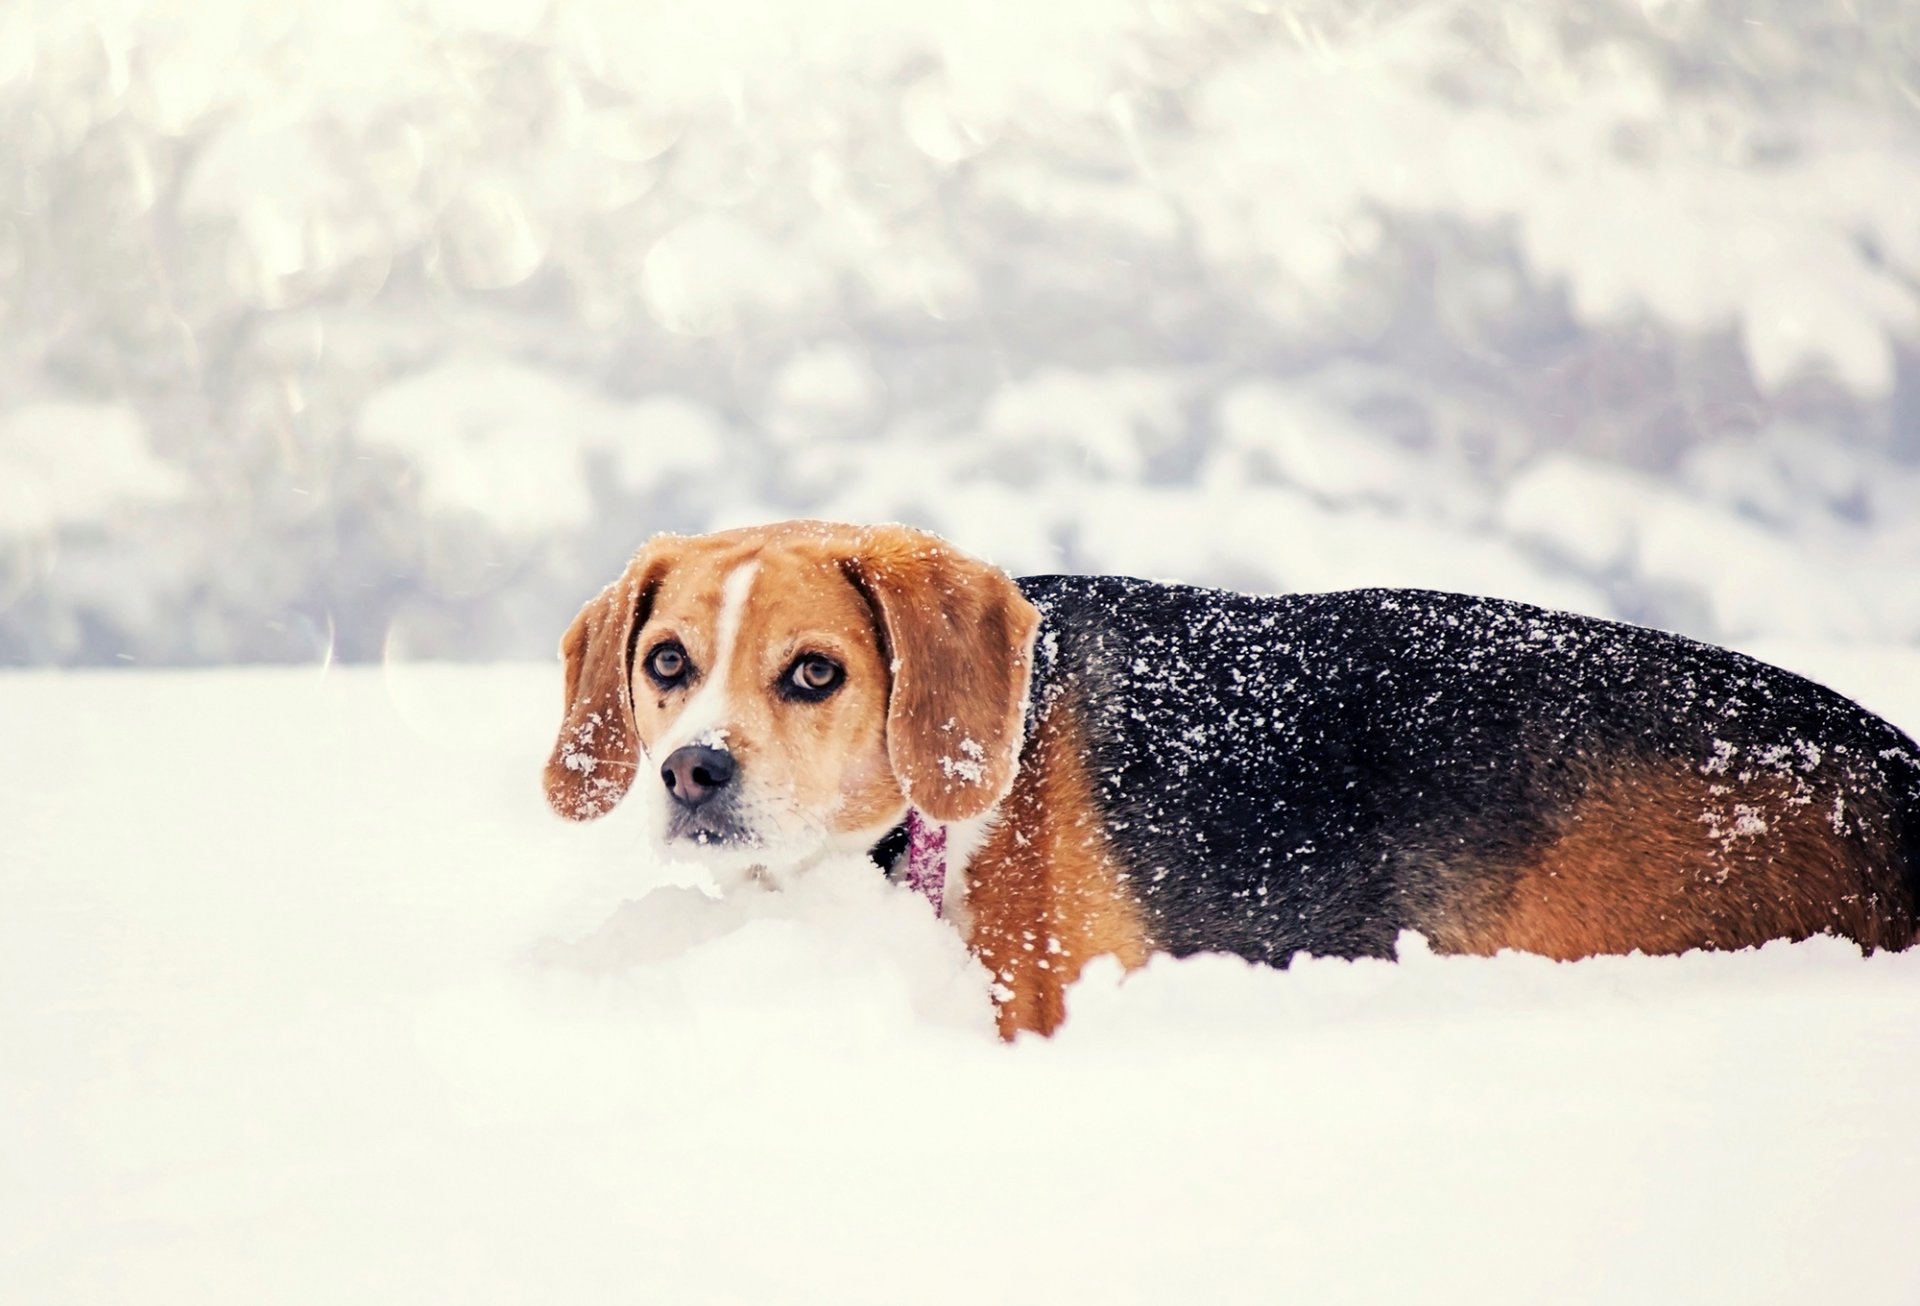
(654, 817, 903, 892)
(654, 829, 823, 888)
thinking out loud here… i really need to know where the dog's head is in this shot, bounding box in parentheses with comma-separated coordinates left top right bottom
(543, 521, 1041, 876)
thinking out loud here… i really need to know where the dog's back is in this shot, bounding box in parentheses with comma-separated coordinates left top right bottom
(1017, 575, 1920, 966)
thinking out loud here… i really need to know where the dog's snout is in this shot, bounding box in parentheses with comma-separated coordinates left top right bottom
(660, 744, 736, 810)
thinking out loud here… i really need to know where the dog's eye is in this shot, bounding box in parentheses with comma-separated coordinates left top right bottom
(645, 642, 690, 687)
(783, 654, 844, 701)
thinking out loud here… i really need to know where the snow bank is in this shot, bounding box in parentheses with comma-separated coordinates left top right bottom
(5, 660, 1920, 1304)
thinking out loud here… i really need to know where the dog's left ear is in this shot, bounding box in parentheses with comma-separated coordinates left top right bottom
(844, 526, 1041, 822)
(544, 547, 663, 820)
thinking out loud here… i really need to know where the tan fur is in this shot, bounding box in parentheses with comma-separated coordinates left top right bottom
(842, 528, 1042, 822)
(963, 692, 1154, 1039)
(1455, 758, 1915, 959)
(544, 550, 662, 819)
(546, 521, 1136, 1039)
(630, 534, 902, 838)
(544, 521, 1040, 847)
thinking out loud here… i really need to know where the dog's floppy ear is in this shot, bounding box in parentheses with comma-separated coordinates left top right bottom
(544, 548, 663, 820)
(844, 525, 1041, 822)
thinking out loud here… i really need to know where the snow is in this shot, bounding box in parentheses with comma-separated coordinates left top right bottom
(5, 3, 1920, 1289)
(641, 211, 833, 338)
(5, 658, 1920, 1304)
(0, 402, 187, 539)
(6, 0, 1920, 665)
(935, 735, 988, 786)
(357, 358, 729, 535)
(766, 343, 883, 444)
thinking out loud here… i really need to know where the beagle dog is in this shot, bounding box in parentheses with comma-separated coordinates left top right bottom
(545, 521, 1920, 1038)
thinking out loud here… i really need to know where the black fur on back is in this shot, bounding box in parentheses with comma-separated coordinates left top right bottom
(1016, 575, 1920, 964)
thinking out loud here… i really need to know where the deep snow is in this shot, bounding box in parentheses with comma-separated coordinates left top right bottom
(5, 651, 1920, 1304)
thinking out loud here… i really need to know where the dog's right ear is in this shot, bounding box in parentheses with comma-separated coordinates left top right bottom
(544, 548, 662, 820)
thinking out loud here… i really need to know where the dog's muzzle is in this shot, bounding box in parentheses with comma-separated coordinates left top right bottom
(658, 744, 756, 848)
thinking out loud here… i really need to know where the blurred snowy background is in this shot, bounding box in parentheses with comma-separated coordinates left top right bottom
(3, 0, 1919, 666)
(8, 9, 1920, 1294)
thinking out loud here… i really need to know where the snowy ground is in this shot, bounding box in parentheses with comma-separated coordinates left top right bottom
(6, 651, 1920, 1305)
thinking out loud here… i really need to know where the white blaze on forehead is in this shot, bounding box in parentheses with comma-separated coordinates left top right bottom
(648, 559, 759, 758)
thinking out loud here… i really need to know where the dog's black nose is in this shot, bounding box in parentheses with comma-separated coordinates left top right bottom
(660, 745, 735, 810)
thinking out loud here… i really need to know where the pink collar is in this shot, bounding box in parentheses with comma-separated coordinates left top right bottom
(903, 810, 947, 916)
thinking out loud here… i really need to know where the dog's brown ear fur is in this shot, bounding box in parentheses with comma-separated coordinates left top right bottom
(544, 548, 662, 820)
(844, 525, 1041, 822)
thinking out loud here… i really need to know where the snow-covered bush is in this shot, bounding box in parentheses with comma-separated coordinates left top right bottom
(1, 0, 1916, 664)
